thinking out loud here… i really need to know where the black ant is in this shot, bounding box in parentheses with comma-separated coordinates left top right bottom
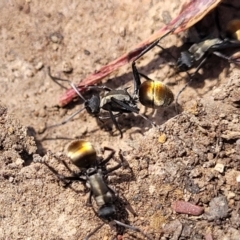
(47, 140, 153, 240)
(129, 19, 240, 108)
(46, 67, 154, 138)
(175, 19, 240, 102)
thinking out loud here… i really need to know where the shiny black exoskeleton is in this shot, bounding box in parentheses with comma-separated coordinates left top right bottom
(50, 140, 152, 240)
(47, 67, 154, 138)
(177, 37, 240, 73)
(177, 19, 240, 73)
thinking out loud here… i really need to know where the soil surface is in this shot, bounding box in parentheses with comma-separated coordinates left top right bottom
(0, 0, 240, 240)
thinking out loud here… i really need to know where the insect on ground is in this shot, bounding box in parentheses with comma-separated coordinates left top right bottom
(45, 67, 156, 138)
(175, 18, 240, 104)
(44, 140, 153, 240)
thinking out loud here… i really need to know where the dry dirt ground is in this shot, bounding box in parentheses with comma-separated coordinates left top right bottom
(0, 0, 240, 239)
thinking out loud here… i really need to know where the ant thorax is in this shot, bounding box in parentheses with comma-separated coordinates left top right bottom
(189, 38, 223, 61)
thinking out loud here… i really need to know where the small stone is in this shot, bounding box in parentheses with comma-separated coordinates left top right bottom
(207, 196, 228, 220)
(214, 163, 225, 173)
(62, 61, 73, 73)
(49, 32, 63, 43)
(227, 192, 236, 200)
(236, 175, 240, 183)
(84, 49, 91, 55)
(16, 158, 24, 166)
(119, 26, 126, 37)
(172, 201, 204, 216)
(9, 177, 14, 183)
(163, 219, 183, 240)
(158, 133, 167, 143)
(219, 113, 226, 118)
(35, 62, 44, 70)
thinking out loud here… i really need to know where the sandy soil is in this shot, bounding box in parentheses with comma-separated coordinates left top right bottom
(0, 0, 240, 239)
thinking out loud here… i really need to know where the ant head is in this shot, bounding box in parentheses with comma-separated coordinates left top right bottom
(67, 140, 97, 169)
(177, 51, 193, 72)
(84, 95, 101, 115)
(98, 204, 116, 221)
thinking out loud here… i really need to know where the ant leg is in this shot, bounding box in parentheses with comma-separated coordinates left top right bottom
(111, 97, 139, 114)
(132, 38, 166, 95)
(175, 55, 209, 111)
(213, 51, 238, 62)
(57, 175, 86, 182)
(157, 44, 177, 61)
(138, 72, 154, 81)
(100, 148, 130, 175)
(113, 220, 153, 240)
(100, 147, 116, 166)
(111, 97, 156, 127)
(84, 223, 105, 240)
(98, 112, 122, 120)
(45, 106, 85, 131)
(48, 66, 69, 90)
(86, 191, 93, 206)
(132, 23, 181, 95)
(133, 26, 179, 64)
(43, 158, 86, 186)
(109, 110, 123, 138)
(132, 61, 142, 96)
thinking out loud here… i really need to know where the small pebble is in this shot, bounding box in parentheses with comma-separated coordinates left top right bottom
(163, 219, 182, 240)
(207, 196, 228, 220)
(16, 158, 24, 166)
(236, 175, 240, 183)
(172, 200, 204, 216)
(50, 32, 63, 43)
(62, 61, 73, 73)
(214, 163, 225, 173)
(9, 177, 14, 183)
(158, 133, 167, 143)
(35, 62, 44, 70)
(227, 191, 236, 200)
(84, 49, 91, 55)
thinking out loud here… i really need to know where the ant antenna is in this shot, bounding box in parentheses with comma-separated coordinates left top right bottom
(48, 67, 86, 101)
(44, 67, 89, 131)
